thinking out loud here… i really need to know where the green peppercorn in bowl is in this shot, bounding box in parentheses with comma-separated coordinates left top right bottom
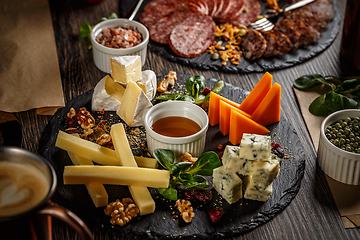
(318, 109, 360, 185)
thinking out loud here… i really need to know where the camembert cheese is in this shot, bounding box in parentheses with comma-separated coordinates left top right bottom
(111, 56, 142, 84)
(92, 76, 121, 111)
(117, 81, 152, 127)
(136, 70, 157, 100)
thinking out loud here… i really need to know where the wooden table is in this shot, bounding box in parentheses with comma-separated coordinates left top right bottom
(12, 0, 360, 239)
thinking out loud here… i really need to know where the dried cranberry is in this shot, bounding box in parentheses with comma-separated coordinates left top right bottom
(208, 208, 224, 222)
(184, 190, 195, 201)
(201, 87, 212, 96)
(218, 151, 224, 160)
(193, 189, 212, 204)
(271, 142, 284, 158)
(173, 215, 179, 220)
(65, 128, 81, 134)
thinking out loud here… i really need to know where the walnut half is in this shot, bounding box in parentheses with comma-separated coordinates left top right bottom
(176, 199, 195, 223)
(157, 71, 177, 92)
(104, 198, 140, 226)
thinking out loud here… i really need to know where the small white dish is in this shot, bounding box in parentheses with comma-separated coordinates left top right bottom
(90, 19, 149, 73)
(318, 109, 360, 185)
(144, 101, 209, 160)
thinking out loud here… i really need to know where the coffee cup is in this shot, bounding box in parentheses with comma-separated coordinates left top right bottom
(0, 147, 93, 240)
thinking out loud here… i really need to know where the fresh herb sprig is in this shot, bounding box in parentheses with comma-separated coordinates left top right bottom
(79, 13, 118, 49)
(294, 74, 360, 116)
(156, 75, 224, 104)
(153, 149, 221, 201)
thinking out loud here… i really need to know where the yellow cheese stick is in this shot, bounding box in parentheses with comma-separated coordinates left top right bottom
(111, 123, 156, 215)
(67, 152, 108, 208)
(56, 131, 158, 168)
(63, 166, 170, 188)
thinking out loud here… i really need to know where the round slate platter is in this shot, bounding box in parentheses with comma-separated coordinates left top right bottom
(38, 76, 305, 239)
(128, 0, 340, 73)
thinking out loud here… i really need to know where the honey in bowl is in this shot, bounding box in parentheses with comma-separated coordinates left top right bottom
(151, 116, 201, 137)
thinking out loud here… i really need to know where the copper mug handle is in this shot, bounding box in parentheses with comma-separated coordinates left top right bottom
(33, 201, 93, 240)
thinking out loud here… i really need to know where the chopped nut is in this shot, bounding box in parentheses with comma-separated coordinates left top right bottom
(176, 199, 195, 223)
(77, 107, 96, 129)
(178, 152, 198, 165)
(96, 133, 112, 146)
(157, 71, 177, 92)
(80, 128, 94, 139)
(67, 107, 76, 119)
(104, 198, 139, 226)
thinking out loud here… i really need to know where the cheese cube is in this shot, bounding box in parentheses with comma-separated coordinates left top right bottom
(243, 175, 273, 202)
(92, 76, 121, 112)
(111, 56, 142, 84)
(117, 81, 152, 127)
(248, 159, 280, 190)
(213, 166, 243, 204)
(240, 133, 271, 161)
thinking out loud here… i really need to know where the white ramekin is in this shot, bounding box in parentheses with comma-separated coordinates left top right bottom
(90, 19, 149, 73)
(144, 101, 209, 161)
(317, 109, 360, 185)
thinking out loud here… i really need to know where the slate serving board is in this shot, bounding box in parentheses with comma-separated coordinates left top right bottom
(126, 0, 340, 73)
(38, 76, 306, 239)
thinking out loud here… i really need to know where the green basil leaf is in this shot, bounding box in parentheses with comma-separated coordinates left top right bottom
(171, 162, 192, 178)
(153, 149, 175, 172)
(324, 91, 359, 112)
(108, 13, 118, 19)
(182, 175, 209, 189)
(194, 94, 207, 104)
(293, 74, 335, 90)
(186, 75, 206, 98)
(336, 78, 360, 94)
(186, 151, 221, 176)
(157, 187, 178, 201)
(156, 94, 195, 103)
(79, 22, 92, 39)
(179, 172, 193, 182)
(309, 94, 332, 116)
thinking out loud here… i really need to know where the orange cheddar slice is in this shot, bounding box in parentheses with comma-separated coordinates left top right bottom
(251, 82, 281, 126)
(239, 72, 273, 115)
(208, 92, 241, 126)
(219, 100, 251, 136)
(229, 109, 270, 145)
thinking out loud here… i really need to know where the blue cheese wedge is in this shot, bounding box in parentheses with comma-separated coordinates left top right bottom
(213, 166, 243, 204)
(247, 159, 280, 190)
(243, 175, 273, 202)
(240, 133, 271, 161)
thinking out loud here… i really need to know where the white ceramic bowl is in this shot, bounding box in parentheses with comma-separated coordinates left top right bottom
(318, 109, 360, 185)
(144, 101, 209, 160)
(90, 19, 149, 73)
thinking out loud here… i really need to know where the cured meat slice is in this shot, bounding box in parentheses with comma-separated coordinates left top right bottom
(188, 0, 209, 15)
(169, 14, 216, 58)
(149, 9, 197, 44)
(269, 30, 291, 54)
(291, 8, 332, 24)
(303, 0, 335, 20)
(212, 0, 225, 18)
(213, 0, 231, 21)
(297, 20, 321, 42)
(283, 12, 326, 32)
(260, 30, 280, 57)
(280, 19, 314, 46)
(204, 0, 216, 16)
(273, 22, 302, 49)
(241, 29, 267, 60)
(215, 0, 244, 23)
(140, 0, 198, 28)
(229, 0, 261, 27)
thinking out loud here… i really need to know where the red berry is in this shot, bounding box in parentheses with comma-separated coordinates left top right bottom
(201, 87, 212, 96)
(209, 208, 224, 222)
(184, 191, 195, 201)
(271, 142, 284, 158)
(173, 215, 179, 220)
(100, 120, 106, 124)
(193, 189, 212, 204)
(217, 144, 223, 150)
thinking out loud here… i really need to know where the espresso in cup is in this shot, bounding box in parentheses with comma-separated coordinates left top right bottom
(0, 161, 50, 217)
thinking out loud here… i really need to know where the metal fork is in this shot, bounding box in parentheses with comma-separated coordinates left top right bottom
(250, 0, 316, 31)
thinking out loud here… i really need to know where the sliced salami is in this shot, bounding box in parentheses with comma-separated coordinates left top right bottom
(269, 30, 292, 54)
(203, 0, 216, 17)
(214, 0, 244, 23)
(283, 12, 327, 32)
(213, 0, 230, 20)
(280, 19, 314, 46)
(229, 0, 261, 27)
(169, 14, 216, 58)
(149, 9, 197, 44)
(292, 8, 332, 24)
(241, 29, 267, 60)
(212, 0, 225, 18)
(303, 0, 335, 20)
(260, 30, 280, 57)
(273, 22, 302, 49)
(188, 0, 209, 15)
(297, 20, 321, 42)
